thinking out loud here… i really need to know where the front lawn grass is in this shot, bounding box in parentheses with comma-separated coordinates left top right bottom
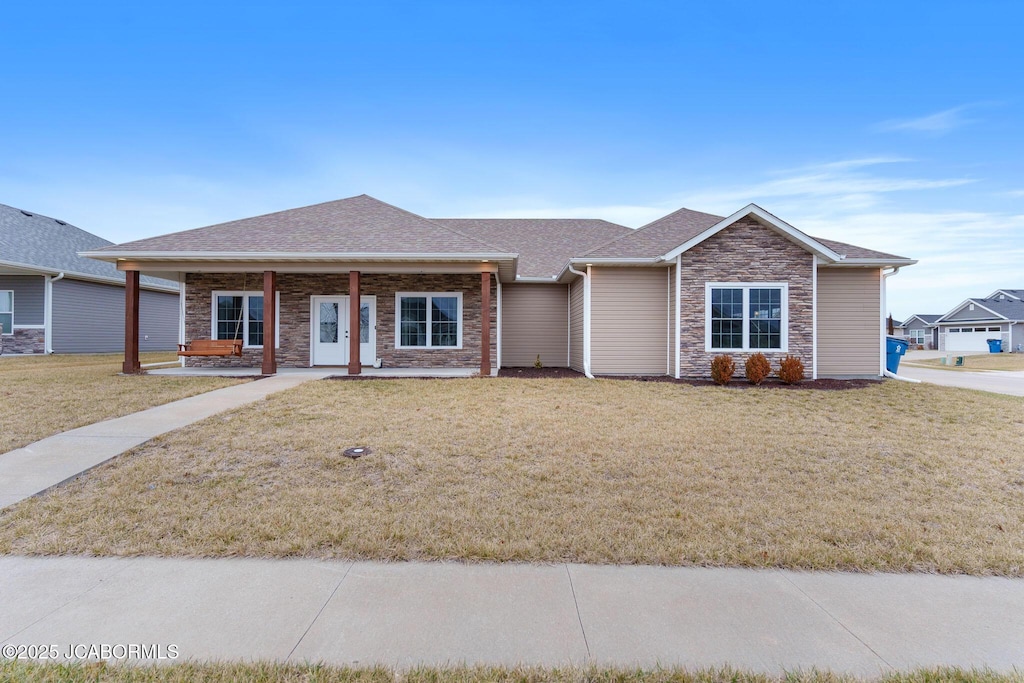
(905, 353, 1024, 372)
(1, 378, 1022, 574)
(0, 662, 1018, 683)
(0, 353, 246, 454)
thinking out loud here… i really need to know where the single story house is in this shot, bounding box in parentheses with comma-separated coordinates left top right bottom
(934, 290, 1024, 353)
(902, 314, 941, 349)
(82, 194, 915, 377)
(0, 203, 180, 354)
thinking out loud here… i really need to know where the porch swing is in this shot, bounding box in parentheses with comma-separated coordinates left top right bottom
(177, 274, 247, 357)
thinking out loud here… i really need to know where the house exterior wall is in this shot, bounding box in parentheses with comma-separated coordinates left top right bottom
(500, 283, 569, 367)
(944, 304, 999, 322)
(816, 267, 881, 377)
(1012, 323, 1024, 352)
(184, 272, 497, 368)
(676, 219, 815, 378)
(52, 279, 179, 353)
(0, 275, 45, 326)
(569, 278, 584, 373)
(590, 267, 668, 375)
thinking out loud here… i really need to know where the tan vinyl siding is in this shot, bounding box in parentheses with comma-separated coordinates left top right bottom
(817, 267, 882, 377)
(501, 284, 569, 367)
(590, 267, 668, 375)
(569, 279, 584, 373)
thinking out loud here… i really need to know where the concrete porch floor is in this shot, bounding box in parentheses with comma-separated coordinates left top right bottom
(146, 365, 498, 378)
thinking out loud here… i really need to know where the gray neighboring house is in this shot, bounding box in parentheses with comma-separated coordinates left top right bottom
(935, 289, 1024, 353)
(0, 203, 180, 354)
(902, 314, 941, 349)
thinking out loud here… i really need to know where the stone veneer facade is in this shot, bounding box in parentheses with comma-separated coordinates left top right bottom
(184, 272, 497, 369)
(677, 218, 814, 378)
(1, 328, 45, 354)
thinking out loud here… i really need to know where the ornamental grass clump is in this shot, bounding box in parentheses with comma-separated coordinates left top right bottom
(710, 354, 736, 385)
(778, 355, 805, 384)
(744, 353, 771, 385)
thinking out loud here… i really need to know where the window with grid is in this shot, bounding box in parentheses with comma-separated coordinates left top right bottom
(706, 284, 786, 351)
(0, 291, 12, 334)
(213, 291, 275, 347)
(397, 293, 461, 348)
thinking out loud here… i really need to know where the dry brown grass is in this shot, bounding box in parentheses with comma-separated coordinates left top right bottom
(0, 353, 246, 454)
(1, 378, 1023, 574)
(0, 662, 1017, 683)
(906, 354, 1024, 372)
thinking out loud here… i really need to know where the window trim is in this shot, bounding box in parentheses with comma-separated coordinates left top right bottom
(0, 290, 12, 335)
(394, 292, 463, 350)
(704, 282, 789, 353)
(210, 290, 280, 348)
(908, 329, 926, 344)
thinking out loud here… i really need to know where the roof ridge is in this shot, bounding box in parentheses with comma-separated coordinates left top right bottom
(579, 206, 725, 258)
(360, 197, 510, 253)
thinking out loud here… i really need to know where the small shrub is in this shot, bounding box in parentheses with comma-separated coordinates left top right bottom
(778, 355, 805, 384)
(744, 353, 771, 385)
(710, 354, 735, 385)
(534, 354, 543, 369)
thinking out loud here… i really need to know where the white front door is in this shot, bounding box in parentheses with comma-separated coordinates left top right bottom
(312, 296, 376, 366)
(312, 296, 349, 366)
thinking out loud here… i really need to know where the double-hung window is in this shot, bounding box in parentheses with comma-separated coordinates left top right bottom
(396, 292, 462, 349)
(908, 329, 926, 345)
(705, 283, 787, 352)
(0, 291, 12, 334)
(212, 291, 278, 347)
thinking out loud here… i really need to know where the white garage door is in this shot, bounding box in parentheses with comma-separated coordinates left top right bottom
(945, 326, 1001, 352)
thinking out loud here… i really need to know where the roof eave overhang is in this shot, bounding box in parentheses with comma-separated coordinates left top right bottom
(554, 257, 662, 283)
(822, 258, 919, 267)
(80, 250, 518, 262)
(0, 258, 178, 293)
(657, 204, 844, 263)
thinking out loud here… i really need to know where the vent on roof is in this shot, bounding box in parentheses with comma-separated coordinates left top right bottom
(54, 219, 67, 225)
(20, 210, 33, 217)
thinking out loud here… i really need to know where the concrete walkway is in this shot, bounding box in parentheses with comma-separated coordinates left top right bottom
(1, 556, 1022, 674)
(0, 372, 331, 508)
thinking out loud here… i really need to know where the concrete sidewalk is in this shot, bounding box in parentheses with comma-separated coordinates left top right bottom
(1, 556, 1022, 675)
(0, 372, 331, 508)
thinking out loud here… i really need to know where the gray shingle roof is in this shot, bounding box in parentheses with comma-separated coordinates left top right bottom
(0, 203, 175, 290)
(967, 298, 1024, 320)
(905, 314, 942, 325)
(580, 207, 910, 262)
(431, 218, 631, 279)
(582, 207, 724, 259)
(94, 195, 508, 256)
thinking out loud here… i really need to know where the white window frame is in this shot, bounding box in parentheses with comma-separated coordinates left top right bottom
(908, 329, 926, 344)
(210, 290, 280, 348)
(704, 282, 789, 352)
(395, 292, 463, 350)
(0, 290, 12, 335)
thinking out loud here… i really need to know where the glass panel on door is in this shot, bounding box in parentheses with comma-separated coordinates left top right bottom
(320, 302, 338, 343)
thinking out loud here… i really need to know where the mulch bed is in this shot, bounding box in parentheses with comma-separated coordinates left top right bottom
(498, 366, 879, 390)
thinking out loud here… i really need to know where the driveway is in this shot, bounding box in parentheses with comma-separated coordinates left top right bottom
(898, 363, 1024, 397)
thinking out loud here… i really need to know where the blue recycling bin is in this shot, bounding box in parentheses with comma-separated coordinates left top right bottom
(987, 338, 1003, 353)
(886, 336, 907, 374)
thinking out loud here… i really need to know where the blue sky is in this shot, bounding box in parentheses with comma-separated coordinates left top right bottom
(1, 1, 1021, 319)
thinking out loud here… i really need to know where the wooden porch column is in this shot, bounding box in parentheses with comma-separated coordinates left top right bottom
(480, 271, 491, 377)
(348, 270, 361, 375)
(122, 270, 141, 374)
(262, 271, 277, 375)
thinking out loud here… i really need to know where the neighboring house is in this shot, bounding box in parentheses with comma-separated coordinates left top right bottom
(0, 203, 180, 354)
(935, 290, 1024, 353)
(83, 195, 915, 378)
(902, 314, 941, 349)
(889, 318, 905, 338)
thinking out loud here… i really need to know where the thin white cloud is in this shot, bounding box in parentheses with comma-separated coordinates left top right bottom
(875, 105, 977, 134)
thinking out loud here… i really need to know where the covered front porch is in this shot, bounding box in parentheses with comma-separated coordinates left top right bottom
(145, 366, 499, 377)
(119, 263, 503, 377)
